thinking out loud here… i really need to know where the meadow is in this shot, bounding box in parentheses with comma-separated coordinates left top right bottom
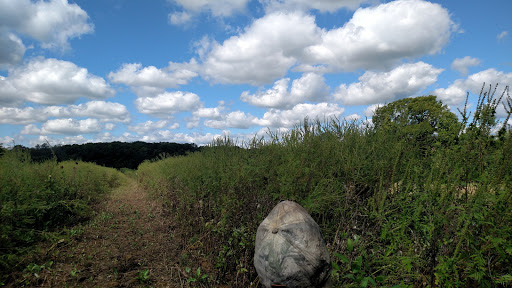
(0, 148, 127, 285)
(1, 86, 511, 287)
(138, 90, 512, 287)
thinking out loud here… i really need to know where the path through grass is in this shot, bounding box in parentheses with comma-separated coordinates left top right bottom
(12, 179, 186, 287)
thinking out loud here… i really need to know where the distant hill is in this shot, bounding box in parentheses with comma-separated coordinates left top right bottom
(28, 141, 200, 169)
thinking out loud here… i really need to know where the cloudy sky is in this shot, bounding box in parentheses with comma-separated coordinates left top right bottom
(1, 0, 511, 147)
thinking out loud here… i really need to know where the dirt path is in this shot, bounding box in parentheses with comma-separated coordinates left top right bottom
(20, 180, 185, 287)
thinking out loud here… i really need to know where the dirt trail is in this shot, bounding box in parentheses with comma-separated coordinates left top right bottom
(19, 180, 185, 287)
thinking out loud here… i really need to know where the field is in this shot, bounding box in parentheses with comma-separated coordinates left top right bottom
(1, 92, 512, 287)
(137, 117, 512, 287)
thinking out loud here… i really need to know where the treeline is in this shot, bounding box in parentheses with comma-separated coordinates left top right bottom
(25, 141, 200, 169)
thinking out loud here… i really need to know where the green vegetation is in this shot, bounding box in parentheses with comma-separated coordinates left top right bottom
(27, 141, 199, 169)
(0, 149, 127, 283)
(138, 85, 512, 287)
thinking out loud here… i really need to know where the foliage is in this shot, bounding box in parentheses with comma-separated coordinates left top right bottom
(28, 141, 200, 169)
(0, 148, 126, 283)
(373, 95, 460, 155)
(138, 86, 512, 287)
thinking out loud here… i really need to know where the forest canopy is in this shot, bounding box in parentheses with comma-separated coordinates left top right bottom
(24, 141, 200, 169)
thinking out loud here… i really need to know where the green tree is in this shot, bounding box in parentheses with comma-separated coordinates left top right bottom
(372, 95, 459, 153)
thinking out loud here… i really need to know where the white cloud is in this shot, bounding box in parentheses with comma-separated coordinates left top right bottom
(0, 101, 129, 125)
(1, 58, 115, 105)
(202, 12, 321, 85)
(241, 73, 329, 108)
(193, 101, 226, 119)
(344, 114, 361, 121)
(255, 102, 345, 128)
(260, 0, 373, 12)
(497, 31, 508, 42)
(170, 0, 249, 17)
(0, 136, 15, 146)
(0, 107, 43, 124)
(168, 11, 192, 25)
(128, 120, 170, 134)
(204, 111, 257, 129)
(22, 118, 102, 135)
(135, 91, 201, 116)
(200, 0, 455, 85)
(108, 60, 199, 96)
(434, 69, 512, 105)
(0, 32, 26, 68)
(302, 0, 455, 72)
(105, 123, 115, 130)
(44, 101, 130, 123)
(451, 56, 481, 75)
(0, 0, 93, 50)
(334, 62, 443, 105)
(363, 103, 383, 117)
(0, 76, 23, 106)
(30, 135, 90, 147)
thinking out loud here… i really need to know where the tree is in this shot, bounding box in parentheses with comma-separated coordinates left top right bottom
(372, 96, 460, 153)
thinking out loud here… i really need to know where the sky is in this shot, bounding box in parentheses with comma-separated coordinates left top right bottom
(1, 0, 511, 147)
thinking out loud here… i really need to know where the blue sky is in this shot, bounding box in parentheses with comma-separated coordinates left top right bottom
(1, 0, 511, 147)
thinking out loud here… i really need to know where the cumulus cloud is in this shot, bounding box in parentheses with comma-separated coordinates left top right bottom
(0, 0, 93, 52)
(255, 102, 345, 128)
(451, 56, 481, 75)
(200, 0, 455, 85)
(193, 101, 226, 119)
(302, 0, 455, 72)
(0, 107, 46, 124)
(0, 58, 115, 105)
(22, 118, 102, 135)
(128, 120, 181, 135)
(363, 103, 383, 117)
(241, 73, 329, 108)
(260, 0, 373, 12)
(334, 62, 443, 105)
(434, 69, 512, 105)
(204, 111, 257, 129)
(0, 101, 129, 125)
(0, 32, 26, 67)
(135, 91, 201, 116)
(170, 0, 249, 17)
(108, 60, 199, 96)
(202, 12, 321, 85)
(44, 101, 130, 123)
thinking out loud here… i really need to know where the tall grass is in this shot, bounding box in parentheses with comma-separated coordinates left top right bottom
(139, 91, 512, 287)
(0, 148, 126, 282)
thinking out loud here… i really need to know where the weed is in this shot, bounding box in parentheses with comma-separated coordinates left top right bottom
(137, 269, 151, 284)
(186, 267, 208, 284)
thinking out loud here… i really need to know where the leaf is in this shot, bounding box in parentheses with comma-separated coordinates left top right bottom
(375, 275, 385, 282)
(360, 277, 369, 287)
(347, 238, 354, 252)
(332, 262, 340, 271)
(334, 252, 350, 264)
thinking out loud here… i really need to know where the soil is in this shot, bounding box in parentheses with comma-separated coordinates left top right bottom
(9, 179, 188, 287)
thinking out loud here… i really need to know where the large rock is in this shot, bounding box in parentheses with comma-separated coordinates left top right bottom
(254, 201, 331, 288)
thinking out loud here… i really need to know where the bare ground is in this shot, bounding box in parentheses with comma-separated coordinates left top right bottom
(11, 180, 187, 287)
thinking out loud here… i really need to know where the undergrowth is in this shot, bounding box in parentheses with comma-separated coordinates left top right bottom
(138, 85, 512, 287)
(0, 149, 126, 284)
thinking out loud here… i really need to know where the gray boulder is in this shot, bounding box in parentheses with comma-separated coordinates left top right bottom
(254, 201, 331, 287)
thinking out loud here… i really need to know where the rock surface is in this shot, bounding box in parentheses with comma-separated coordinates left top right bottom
(254, 201, 331, 288)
